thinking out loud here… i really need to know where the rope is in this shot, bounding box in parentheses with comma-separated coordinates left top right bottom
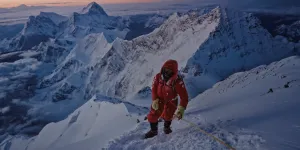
(167, 101, 236, 150)
(178, 117, 236, 150)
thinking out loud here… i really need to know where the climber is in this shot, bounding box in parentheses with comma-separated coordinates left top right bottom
(145, 59, 189, 139)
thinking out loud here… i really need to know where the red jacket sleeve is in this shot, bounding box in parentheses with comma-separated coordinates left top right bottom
(175, 79, 189, 108)
(151, 74, 159, 100)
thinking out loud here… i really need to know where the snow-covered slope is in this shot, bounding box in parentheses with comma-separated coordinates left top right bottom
(0, 12, 65, 51)
(180, 8, 299, 98)
(1, 5, 300, 149)
(0, 2, 169, 138)
(0, 95, 147, 150)
(81, 2, 108, 16)
(38, 7, 221, 112)
(86, 8, 222, 100)
(88, 7, 299, 100)
(32, 7, 300, 122)
(3, 55, 299, 150)
(26, 33, 113, 122)
(106, 55, 300, 150)
(186, 55, 300, 150)
(38, 12, 68, 26)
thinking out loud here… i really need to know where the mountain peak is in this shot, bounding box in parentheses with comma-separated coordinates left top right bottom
(81, 2, 108, 16)
(18, 4, 28, 7)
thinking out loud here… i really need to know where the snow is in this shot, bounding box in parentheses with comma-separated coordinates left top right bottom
(26, 33, 113, 122)
(187, 56, 300, 150)
(81, 2, 108, 16)
(82, 6, 299, 102)
(16, 6, 298, 134)
(0, 1, 212, 25)
(86, 8, 222, 101)
(106, 56, 300, 150)
(0, 2, 299, 150)
(38, 12, 68, 26)
(0, 2, 132, 52)
(106, 120, 264, 150)
(0, 96, 142, 150)
(4, 56, 299, 150)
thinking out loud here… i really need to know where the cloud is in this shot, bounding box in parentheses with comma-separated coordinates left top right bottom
(0, 106, 10, 114)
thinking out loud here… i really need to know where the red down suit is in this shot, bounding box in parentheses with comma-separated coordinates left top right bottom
(147, 60, 189, 123)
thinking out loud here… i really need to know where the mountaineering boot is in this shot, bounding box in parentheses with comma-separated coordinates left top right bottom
(144, 122, 158, 139)
(164, 121, 172, 134)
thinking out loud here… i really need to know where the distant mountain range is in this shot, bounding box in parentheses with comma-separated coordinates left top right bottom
(0, 4, 48, 13)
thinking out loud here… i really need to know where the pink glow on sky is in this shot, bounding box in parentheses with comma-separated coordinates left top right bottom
(0, 0, 162, 8)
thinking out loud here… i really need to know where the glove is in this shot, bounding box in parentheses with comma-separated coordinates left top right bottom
(175, 106, 185, 120)
(151, 99, 159, 111)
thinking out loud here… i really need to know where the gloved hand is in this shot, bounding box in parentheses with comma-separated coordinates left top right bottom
(175, 106, 185, 120)
(152, 99, 159, 111)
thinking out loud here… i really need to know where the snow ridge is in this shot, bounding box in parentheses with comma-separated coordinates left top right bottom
(182, 8, 299, 98)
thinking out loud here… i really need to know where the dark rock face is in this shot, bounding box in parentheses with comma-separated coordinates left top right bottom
(254, 13, 300, 42)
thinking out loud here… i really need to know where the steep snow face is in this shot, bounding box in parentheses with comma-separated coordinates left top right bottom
(22, 16, 58, 37)
(0, 95, 146, 150)
(86, 8, 221, 100)
(62, 2, 129, 42)
(0, 12, 64, 52)
(20, 7, 220, 126)
(182, 8, 300, 98)
(187, 56, 300, 150)
(25, 33, 112, 121)
(87, 7, 299, 100)
(38, 12, 68, 26)
(275, 20, 300, 42)
(39, 33, 111, 89)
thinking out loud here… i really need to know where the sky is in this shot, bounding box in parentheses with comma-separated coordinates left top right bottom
(0, 0, 299, 9)
(0, 0, 163, 8)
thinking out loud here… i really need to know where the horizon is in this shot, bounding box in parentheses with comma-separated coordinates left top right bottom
(0, 0, 161, 8)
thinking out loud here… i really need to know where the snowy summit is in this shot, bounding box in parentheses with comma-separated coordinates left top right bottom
(81, 2, 108, 16)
